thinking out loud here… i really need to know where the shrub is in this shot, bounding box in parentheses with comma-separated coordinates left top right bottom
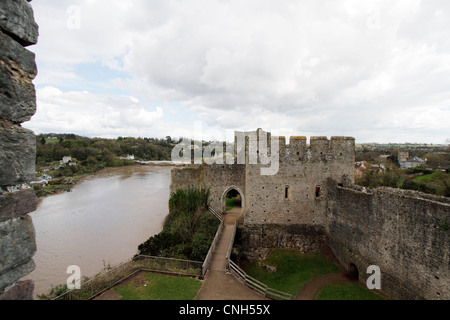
(137, 186, 219, 261)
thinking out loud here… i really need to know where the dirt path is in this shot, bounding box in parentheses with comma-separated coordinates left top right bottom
(295, 273, 353, 300)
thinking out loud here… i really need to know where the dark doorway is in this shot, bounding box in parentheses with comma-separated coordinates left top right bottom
(225, 189, 242, 212)
(348, 263, 359, 280)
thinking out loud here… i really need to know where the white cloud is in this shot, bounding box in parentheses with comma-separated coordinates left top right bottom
(27, 0, 450, 143)
(25, 87, 165, 138)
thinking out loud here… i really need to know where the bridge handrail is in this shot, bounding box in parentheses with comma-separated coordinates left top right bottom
(208, 206, 223, 221)
(202, 219, 224, 277)
(227, 258, 293, 300)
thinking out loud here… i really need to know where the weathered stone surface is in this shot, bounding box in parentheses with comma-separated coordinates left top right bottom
(0, 63, 37, 123)
(171, 130, 355, 226)
(0, 216, 36, 290)
(327, 182, 450, 300)
(0, 122, 36, 186)
(0, 0, 38, 47)
(258, 262, 277, 273)
(0, 280, 34, 300)
(0, 259, 35, 292)
(0, 31, 37, 75)
(0, 188, 37, 223)
(240, 224, 327, 256)
(0, 32, 37, 123)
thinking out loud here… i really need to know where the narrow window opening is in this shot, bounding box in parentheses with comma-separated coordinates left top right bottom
(285, 187, 289, 200)
(315, 186, 321, 197)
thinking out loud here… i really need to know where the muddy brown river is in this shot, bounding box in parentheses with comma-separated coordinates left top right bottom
(23, 165, 173, 298)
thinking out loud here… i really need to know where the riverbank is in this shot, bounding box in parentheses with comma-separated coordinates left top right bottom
(25, 165, 174, 298)
(32, 161, 184, 199)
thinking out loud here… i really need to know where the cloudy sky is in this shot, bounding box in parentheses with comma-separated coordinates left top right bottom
(23, 0, 450, 144)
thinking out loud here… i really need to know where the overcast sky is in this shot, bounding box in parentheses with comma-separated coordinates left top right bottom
(23, 0, 450, 144)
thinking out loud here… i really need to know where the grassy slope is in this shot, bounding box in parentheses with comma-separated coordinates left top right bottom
(244, 249, 386, 300)
(114, 273, 202, 300)
(316, 282, 386, 300)
(244, 249, 340, 296)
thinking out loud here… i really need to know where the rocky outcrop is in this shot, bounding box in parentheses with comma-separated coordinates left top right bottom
(0, 123, 36, 185)
(0, 30, 37, 123)
(0, 188, 37, 222)
(0, 0, 39, 46)
(0, 0, 38, 300)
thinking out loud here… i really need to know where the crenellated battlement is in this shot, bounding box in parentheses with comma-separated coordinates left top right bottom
(232, 129, 355, 165)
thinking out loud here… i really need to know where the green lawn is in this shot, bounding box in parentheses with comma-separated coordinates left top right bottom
(244, 249, 341, 296)
(244, 249, 386, 300)
(226, 196, 237, 211)
(316, 282, 386, 300)
(114, 273, 202, 300)
(45, 138, 59, 144)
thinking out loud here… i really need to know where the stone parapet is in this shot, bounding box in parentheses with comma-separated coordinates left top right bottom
(0, 0, 38, 300)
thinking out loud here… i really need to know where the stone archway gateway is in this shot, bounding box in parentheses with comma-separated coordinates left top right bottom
(221, 186, 245, 214)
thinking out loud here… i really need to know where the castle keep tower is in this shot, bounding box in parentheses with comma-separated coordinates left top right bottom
(170, 129, 355, 252)
(243, 129, 355, 226)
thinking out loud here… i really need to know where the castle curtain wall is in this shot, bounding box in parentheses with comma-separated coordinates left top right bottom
(170, 164, 245, 213)
(327, 183, 450, 300)
(169, 129, 449, 300)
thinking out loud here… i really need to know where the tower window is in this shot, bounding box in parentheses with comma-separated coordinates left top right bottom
(315, 186, 321, 198)
(285, 187, 289, 200)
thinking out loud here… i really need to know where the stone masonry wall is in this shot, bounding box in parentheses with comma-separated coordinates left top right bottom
(244, 134, 355, 226)
(0, 0, 38, 300)
(327, 181, 450, 300)
(170, 130, 355, 226)
(170, 129, 449, 300)
(170, 163, 245, 213)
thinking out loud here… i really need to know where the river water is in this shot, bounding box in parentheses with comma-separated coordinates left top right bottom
(24, 165, 173, 298)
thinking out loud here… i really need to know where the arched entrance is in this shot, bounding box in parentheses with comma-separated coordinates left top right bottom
(348, 263, 359, 281)
(221, 186, 244, 215)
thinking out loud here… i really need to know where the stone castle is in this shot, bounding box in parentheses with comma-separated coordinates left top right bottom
(0, 1, 448, 301)
(171, 129, 449, 300)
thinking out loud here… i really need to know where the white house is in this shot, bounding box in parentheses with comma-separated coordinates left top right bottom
(60, 156, 72, 165)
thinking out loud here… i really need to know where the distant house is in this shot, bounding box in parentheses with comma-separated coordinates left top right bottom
(355, 161, 386, 178)
(120, 154, 135, 160)
(355, 161, 367, 178)
(30, 174, 53, 187)
(398, 150, 426, 169)
(60, 156, 72, 165)
(402, 156, 426, 169)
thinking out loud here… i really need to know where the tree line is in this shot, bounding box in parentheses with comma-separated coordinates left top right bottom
(36, 133, 175, 169)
